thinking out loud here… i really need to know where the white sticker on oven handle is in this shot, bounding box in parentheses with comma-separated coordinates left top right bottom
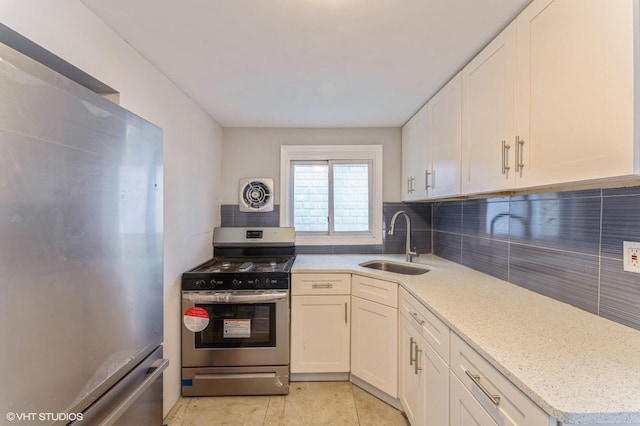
(184, 307, 209, 332)
(224, 319, 251, 338)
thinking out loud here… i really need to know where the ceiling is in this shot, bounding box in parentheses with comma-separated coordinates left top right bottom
(80, 0, 532, 128)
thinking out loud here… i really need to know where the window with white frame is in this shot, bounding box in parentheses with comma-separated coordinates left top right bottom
(280, 145, 383, 245)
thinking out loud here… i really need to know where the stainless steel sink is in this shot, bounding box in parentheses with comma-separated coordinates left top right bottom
(359, 260, 430, 275)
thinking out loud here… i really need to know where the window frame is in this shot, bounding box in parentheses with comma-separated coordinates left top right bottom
(280, 145, 383, 246)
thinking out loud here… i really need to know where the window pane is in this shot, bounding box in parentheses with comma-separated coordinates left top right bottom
(293, 164, 328, 232)
(334, 163, 370, 232)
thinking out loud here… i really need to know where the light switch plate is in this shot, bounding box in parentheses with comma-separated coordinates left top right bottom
(623, 241, 640, 273)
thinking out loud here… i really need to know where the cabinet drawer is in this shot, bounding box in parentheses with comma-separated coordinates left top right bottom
(292, 273, 351, 295)
(399, 288, 449, 363)
(450, 332, 551, 426)
(352, 275, 398, 308)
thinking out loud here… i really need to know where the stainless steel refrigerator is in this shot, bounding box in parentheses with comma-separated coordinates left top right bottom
(0, 33, 166, 425)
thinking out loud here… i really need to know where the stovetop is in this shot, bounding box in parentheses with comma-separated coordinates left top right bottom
(193, 257, 293, 274)
(182, 256, 295, 291)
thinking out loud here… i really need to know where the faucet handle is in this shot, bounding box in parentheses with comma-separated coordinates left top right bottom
(408, 248, 418, 262)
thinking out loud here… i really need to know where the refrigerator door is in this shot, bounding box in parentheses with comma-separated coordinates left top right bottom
(0, 36, 164, 417)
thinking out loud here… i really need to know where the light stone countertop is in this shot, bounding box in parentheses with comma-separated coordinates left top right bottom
(291, 253, 640, 425)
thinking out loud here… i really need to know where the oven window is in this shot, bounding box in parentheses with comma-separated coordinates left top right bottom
(194, 303, 276, 348)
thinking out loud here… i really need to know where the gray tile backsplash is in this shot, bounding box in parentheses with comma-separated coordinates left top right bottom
(220, 204, 281, 228)
(461, 235, 509, 281)
(509, 193, 601, 255)
(601, 193, 640, 260)
(599, 257, 640, 329)
(509, 244, 600, 314)
(432, 185, 640, 331)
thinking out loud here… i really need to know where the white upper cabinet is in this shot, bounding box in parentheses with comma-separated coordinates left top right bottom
(461, 22, 517, 195)
(408, 0, 637, 198)
(401, 106, 428, 201)
(515, 0, 636, 187)
(462, 0, 636, 195)
(427, 72, 463, 198)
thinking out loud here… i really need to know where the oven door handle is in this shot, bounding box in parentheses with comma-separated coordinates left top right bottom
(182, 291, 288, 304)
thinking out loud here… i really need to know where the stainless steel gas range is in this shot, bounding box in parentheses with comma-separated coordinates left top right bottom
(181, 227, 295, 396)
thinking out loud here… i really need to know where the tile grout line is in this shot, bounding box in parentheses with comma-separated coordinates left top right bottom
(597, 189, 603, 317)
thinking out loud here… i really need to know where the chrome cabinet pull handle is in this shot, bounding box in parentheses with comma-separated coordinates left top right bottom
(409, 311, 425, 325)
(465, 370, 501, 406)
(502, 140, 511, 175)
(425, 170, 431, 189)
(515, 135, 525, 173)
(414, 344, 422, 375)
(409, 337, 415, 366)
(344, 302, 348, 324)
(312, 283, 333, 289)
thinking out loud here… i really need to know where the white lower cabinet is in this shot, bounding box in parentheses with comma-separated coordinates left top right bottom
(290, 274, 351, 374)
(399, 316, 422, 425)
(350, 275, 398, 398)
(450, 332, 554, 426)
(351, 296, 397, 397)
(422, 339, 449, 425)
(399, 288, 449, 425)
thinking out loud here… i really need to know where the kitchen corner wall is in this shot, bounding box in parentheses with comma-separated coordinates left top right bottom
(433, 185, 640, 332)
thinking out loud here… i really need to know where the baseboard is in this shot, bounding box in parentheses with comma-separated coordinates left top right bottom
(290, 372, 350, 382)
(349, 375, 403, 411)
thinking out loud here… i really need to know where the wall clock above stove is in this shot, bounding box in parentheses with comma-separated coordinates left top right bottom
(239, 177, 274, 212)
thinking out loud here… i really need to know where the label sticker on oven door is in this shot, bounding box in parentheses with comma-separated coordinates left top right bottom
(223, 319, 251, 338)
(183, 307, 209, 332)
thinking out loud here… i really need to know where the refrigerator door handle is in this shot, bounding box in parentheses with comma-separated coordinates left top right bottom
(77, 356, 169, 426)
(101, 358, 169, 426)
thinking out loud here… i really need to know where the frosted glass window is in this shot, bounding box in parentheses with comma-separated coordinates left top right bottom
(292, 161, 371, 234)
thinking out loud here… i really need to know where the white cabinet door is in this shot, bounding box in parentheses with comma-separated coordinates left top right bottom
(399, 316, 422, 425)
(450, 372, 498, 426)
(422, 339, 449, 426)
(350, 296, 398, 397)
(427, 72, 462, 198)
(401, 112, 415, 199)
(461, 21, 517, 194)
(290, 295, 350, 373)
(402, 106, 428, 201)
(515, 0, 636, 188)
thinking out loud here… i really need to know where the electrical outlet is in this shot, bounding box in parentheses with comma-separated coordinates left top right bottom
(623, 241, 640, 273)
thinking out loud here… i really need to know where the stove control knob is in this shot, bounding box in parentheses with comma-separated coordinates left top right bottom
(195, 280, 207, 288)
(232, 279, 240, 288)
(209, 280, 217, 288)
(265, 278, 271, 287)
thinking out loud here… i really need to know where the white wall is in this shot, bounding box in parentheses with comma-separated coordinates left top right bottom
(0, 0, 223, 416)
(222, 127, 402, 205)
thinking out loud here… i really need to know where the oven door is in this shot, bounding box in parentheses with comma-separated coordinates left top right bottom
(181, 290, 289, 367)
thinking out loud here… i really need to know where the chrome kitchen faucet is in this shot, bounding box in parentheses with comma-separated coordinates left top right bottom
(388, 210, 417, 263)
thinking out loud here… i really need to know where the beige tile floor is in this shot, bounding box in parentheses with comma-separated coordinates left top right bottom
(164, 381, 409, 426)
